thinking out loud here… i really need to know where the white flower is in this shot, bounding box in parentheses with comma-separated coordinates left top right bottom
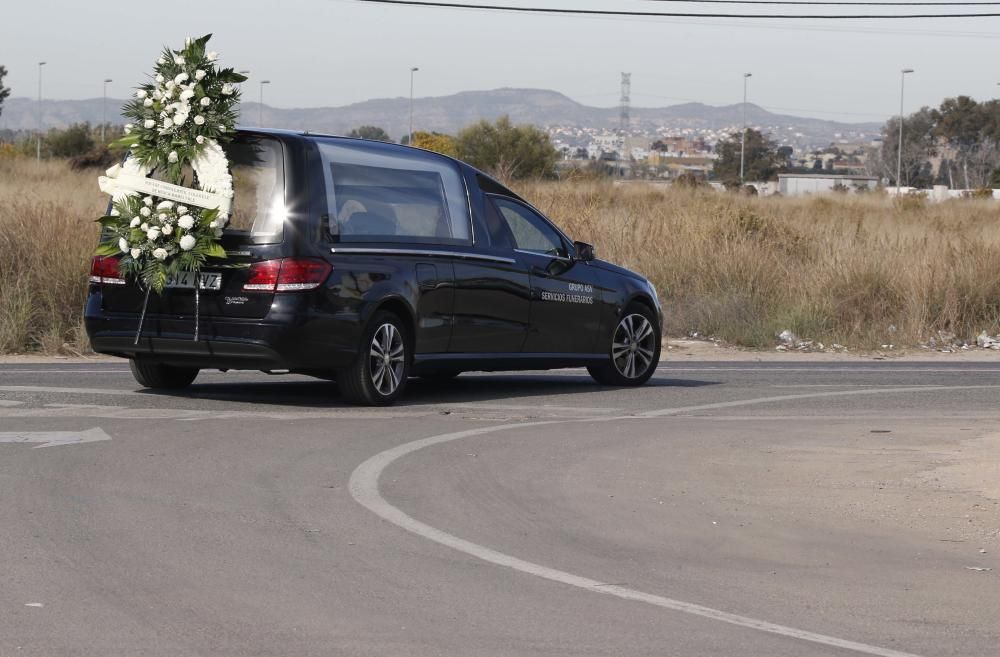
(158, 213, 167, 221)
(221, 83, 234, 96)
(174, 113, 188, 126)
(153, 248, 168, 261)
(162, 118, 174, 129)
(174, 73, 189, 85)
(143, 97, 153, 108)
(124, 123, 133, 134)
(174, 55, 185, 65)
(180, 234, 197, 251)
(196, 135, 205, 144)
(157, 57, 167, 65)
(146, 227, 161, 240)
(214, 228, 224, 238)
(130, 217, 141, 227)
(206, 51, 218, 62)
(140, 223, 149, 231)
(136, 89, 147, 99)
(110, 208, 120, 217)
(162, 224, 173, 235)
(152, 89, 163, 101)
(143, 119, 155, 129)
(157, 200, 174, 210)
(143, 196, 153, 207)
(119, 237, 129, 253)
(165, 80, 175, 91)
(194, 115, 205, 125)
(209, 220, 219, 228)
(177, 215, 195, 230)
(180, 88, 195, 101)
(177, 205, 188, 214)
(130, 248, 141, 259)
(156, 74, 165, 83)
(130, 144, 139, 149)
(195, 69, 206, 81)
(167, 150, 178, 163)
(199, 97, 210, 107)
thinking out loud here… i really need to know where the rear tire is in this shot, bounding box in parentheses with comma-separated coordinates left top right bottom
(337, 310, 410, 406)
(588, 304, 660, 386)
(129, 359, 199, 389)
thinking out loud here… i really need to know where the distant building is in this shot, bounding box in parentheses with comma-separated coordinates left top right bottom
(777, 173, 878, 196)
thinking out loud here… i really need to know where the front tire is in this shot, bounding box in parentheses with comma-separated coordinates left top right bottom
(337, 310, 410, 406)
(129, 359, 199, 389)
(588, 305, 660, 386)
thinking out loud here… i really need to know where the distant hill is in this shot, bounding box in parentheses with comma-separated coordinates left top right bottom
(0, 88, 882, 147)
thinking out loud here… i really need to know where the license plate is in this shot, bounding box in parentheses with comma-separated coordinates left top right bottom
(165, 271, 222, 291)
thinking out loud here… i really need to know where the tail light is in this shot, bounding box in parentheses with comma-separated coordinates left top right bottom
(89, 256, 126, 285)
(243, 258, 332, 293)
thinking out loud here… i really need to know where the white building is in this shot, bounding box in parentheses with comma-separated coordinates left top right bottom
(777, 173, 878, 196)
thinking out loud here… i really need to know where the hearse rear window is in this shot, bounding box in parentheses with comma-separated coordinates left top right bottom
(223, 136, 285, 243)
(317, 141, 471, 245)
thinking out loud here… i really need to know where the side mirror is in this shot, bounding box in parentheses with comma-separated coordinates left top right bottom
(574, 241, 596, 262)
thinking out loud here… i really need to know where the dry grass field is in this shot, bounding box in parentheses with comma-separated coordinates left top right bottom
(2, 156, 1000, 353)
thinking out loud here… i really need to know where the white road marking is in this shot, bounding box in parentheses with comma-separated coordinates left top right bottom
(0, 400, 24, 407)
(0, 386, 141, 396)
(24, 603, 43, 608)
(350, 386, 990, 657)
(0, 427, 111, 448)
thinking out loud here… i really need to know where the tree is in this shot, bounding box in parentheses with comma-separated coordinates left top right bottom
(869, 108, 937, 187)
(454, 116, 558, 180)
(347, 125, 391, 142)
(411, 130, 457, 157)
(712, 129, 781, 183)
(44, 123, 95, 158)
(0, 65, 10, 118)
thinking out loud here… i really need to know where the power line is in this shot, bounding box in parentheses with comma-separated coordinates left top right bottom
(640, 0, 1000, 5)
(352, 0, 1000, 18)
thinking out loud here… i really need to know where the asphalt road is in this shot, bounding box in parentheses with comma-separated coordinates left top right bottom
(1, 361, 999, 657)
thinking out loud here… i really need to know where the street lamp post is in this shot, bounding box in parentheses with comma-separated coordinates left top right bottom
(409, 67, 419, 146)
(37, 61, 46, 161)
(897, 69, 914, 195)
(740, 72, 752, 183)
(259, 80, 270, 127)
(102, 78, 112, 144)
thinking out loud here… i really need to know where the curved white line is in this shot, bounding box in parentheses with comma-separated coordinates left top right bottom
(350, 386, 994, 657)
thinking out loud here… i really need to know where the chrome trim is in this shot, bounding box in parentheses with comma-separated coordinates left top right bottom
(330, 247, 516, 264)
(514, 248, 572, 262)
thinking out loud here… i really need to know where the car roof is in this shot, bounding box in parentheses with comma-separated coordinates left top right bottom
(234, 126, 526, 203)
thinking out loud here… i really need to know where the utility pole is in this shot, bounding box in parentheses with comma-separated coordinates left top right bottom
(740, 72, 752, 183)
(409, 67, 419, 146)
(37, 61, 46, 161)
(102, 78, 112, 144)
(619, 72, 631, 178)
(897, 69, 914, 194)
(259, 80, 270, 127)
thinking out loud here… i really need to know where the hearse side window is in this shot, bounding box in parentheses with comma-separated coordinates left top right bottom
(490, 197, 567, 257)
(222, 136, 285, 243)
(317, 141, 471, 245)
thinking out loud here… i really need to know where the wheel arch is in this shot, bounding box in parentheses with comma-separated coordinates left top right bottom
(368, 296, 417, 353)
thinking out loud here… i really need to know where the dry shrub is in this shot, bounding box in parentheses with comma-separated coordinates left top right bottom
(3, 161, 1000, 353)
(0, 158, 103, 353)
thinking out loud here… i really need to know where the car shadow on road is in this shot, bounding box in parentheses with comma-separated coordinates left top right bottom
(136, 372, 721, 408)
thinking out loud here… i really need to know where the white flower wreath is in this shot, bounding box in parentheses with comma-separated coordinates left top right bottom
(95, 33, 246, 294)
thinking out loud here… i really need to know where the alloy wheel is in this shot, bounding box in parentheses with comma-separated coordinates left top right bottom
(612, 313, 656, 379)
(369, 323, 405, 396)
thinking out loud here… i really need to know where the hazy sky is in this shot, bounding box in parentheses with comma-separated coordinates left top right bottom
(3, 0, 1000, 123)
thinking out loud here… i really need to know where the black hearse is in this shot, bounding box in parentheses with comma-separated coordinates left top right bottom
(86, 130, 662, 405)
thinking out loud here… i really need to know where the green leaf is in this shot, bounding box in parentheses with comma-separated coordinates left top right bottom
(204, 243, 228, 259)
(94, 243, 121, 256)
(111, 133, 140, 149)
(95, 216, 120, 227)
